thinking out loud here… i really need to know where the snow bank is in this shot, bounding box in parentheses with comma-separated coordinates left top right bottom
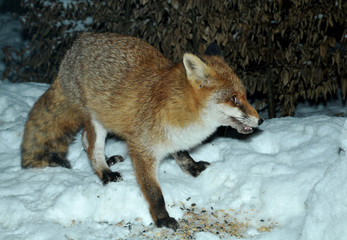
(301, 118, 347, 240)
(0, 80, 346, 239)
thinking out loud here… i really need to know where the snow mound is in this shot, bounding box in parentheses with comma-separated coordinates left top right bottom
(0, 81, 346, 240)
(301, 118, 347, 240)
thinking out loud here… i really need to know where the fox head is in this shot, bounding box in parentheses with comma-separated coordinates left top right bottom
(183, 43, 263, 134)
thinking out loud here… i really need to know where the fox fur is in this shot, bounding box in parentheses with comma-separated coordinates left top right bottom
(21, 33, 263, 230)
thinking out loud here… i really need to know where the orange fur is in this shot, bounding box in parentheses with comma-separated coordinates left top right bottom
(21, 33, 262, 230)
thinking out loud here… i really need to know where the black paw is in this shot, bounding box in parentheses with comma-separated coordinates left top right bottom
(156, 216, 179, 231)
(187, 161, 210, 177)
(106, 155, 124, 166)
(102, 171, 122, 185)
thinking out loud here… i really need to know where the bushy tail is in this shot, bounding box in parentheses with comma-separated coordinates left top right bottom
(21, 78, 83, 169)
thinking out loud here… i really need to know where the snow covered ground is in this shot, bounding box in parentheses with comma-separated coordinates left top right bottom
(0, 81, 346, 240)
(1, 8, 347, 240)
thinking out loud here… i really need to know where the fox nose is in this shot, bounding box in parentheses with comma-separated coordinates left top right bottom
(258, 118, 264, 126)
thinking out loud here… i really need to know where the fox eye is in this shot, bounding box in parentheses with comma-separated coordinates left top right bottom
(230, 95, 240, 105)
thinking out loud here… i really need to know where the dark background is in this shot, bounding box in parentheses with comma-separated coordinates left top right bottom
(1, 0, 346, 117)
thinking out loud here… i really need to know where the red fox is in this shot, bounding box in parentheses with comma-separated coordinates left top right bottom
(21, 33, 263, 230)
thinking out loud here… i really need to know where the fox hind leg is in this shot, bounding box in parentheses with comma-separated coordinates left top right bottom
(84, 117, 122, 184)
(106, 155, 124, 166)
(172, 151, 210, 177)
(82, 130, 125, 167)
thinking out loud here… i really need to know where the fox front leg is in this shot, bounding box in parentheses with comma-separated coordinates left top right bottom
(172, 151, 210, 177)
(129, 148, 179, 230)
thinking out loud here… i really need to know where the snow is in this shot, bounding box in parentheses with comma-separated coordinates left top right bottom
(1, 9, 347, 240)
(0, 81, 346, 240)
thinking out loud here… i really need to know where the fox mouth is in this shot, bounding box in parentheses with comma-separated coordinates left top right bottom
(230, 117, 254, 134)
(241, 124, 253, 134)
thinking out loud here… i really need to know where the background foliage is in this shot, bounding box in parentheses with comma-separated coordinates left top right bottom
(2, 0, 346, 116)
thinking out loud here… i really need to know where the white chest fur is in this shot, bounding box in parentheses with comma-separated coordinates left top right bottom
(152, 103, 223, 160)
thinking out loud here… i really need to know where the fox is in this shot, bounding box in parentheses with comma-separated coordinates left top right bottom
(21, 32, 263, 230)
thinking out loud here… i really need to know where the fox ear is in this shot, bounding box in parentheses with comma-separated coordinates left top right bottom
(183, 53, 213, 88)
(204, 42, 222, 56)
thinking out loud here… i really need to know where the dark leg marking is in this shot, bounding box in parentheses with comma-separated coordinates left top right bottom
(106, 155, 124, 166)
(101, 169, 122, 185)
(156, 217, 179, 230)
(172, 151, 210, 177)
(129, 148, 179, 230)
(149, 186, 179, 230)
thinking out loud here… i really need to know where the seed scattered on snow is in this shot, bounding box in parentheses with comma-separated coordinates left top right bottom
(109, 203, 278, 239)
